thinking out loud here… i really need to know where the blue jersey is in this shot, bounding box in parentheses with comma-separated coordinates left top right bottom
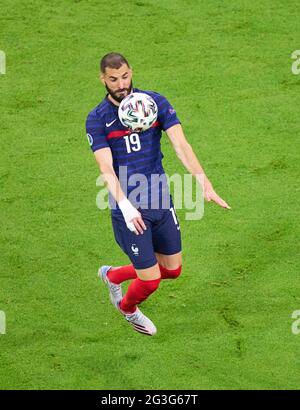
(86, 88, 180, 213)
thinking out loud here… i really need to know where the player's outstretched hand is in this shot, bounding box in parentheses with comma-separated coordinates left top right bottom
(204, 179, 231, 209)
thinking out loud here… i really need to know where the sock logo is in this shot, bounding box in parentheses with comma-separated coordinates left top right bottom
(131, 244, 139, 256)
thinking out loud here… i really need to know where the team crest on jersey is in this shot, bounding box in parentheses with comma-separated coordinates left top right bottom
(131, 244, 139, 256)
(169, 107, 176, 115)
(87, 133, 93, 146)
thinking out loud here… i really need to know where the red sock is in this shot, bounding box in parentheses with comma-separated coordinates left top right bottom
(159, 264, 182, 279)
(107, 265, 137, 284)
(120, 278, 161, 313)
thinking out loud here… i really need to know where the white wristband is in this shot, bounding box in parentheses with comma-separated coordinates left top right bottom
(118, 198, 140, 232)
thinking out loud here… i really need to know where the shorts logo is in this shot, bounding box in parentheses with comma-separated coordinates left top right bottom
(131, 244, 139, 256)
(87, 133, 93, 146)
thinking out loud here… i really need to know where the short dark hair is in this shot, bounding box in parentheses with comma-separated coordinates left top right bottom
(100, 53, 130, 73)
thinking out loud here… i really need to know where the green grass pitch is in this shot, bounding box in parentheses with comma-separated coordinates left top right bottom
(1, 0, 300, 389)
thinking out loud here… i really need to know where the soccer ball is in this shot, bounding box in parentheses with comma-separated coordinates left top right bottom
(118, 92, 158, 132)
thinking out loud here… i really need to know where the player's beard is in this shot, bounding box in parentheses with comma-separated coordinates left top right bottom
(105, 81, 133, 103)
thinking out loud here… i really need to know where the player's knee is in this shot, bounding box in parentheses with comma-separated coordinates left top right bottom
(136, 263, 161, 281)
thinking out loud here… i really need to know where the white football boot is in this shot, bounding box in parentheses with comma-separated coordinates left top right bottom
(99, 265, 123, 308)
(121, 307, 157, 336)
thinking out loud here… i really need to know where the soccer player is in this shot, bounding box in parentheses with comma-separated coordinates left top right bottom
(86, 52, 230, 336)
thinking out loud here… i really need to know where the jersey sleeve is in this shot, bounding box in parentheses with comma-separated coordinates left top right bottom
(85, 111, 109, 152)
(157, 95, 181, 131)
